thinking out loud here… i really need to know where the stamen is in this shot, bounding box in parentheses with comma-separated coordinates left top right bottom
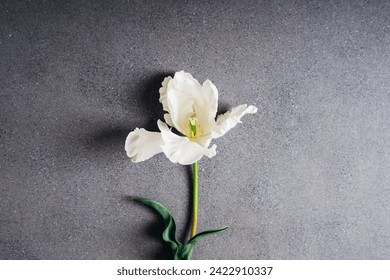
(184, 116, 204, 139)
(188, 117, 197, 138)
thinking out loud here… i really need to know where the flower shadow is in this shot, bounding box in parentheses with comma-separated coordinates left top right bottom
(87, 127, 129, 155)
(180, 165, 193, 243)
(129, 71, 174, 132)
(81, 71, 175, 163)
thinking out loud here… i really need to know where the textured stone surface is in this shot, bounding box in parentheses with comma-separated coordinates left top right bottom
(1, 0, 390, 259)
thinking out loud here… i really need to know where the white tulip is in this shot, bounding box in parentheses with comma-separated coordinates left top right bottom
(125, 71, 257, 165)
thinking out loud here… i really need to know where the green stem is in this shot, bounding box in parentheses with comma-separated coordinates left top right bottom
(190, 161, 198, 238)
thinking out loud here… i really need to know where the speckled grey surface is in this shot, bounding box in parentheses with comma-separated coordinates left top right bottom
(1, 0, 390, 259)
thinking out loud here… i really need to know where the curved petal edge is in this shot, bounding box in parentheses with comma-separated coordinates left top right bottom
(212, 104, 258, 138)
(159, 76, 172, 112)
(158, 120, 217, 165)
(125, 128, 164, 162)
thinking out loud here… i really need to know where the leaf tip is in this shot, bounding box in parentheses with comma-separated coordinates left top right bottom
(130, 196, 146, 203)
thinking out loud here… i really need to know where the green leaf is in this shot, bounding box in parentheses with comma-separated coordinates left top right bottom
(180, 227, 229, 259)
(132, 198, 182, 258)
(132, 197, 228, 260)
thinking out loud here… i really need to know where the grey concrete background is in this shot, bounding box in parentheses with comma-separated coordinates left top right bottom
(1, 0, 389, 259)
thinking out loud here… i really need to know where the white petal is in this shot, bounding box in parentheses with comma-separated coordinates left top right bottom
(166, 88, 193, 134)
(173, 71, 202, 93)
(212, 104, 258, 138)
(164, 113, 174, 127)
(194, 133, 213, 148)
(193, 79, 218, 134)
(165, 71, 219, 136)
(166, 71, 201, 133)
(125, 128, 163, 162)
(158, 120, 217, 165)
(159, 76, 172, 112)
(167, 71, 209, 134)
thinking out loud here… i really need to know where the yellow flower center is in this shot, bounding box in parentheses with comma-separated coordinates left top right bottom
(184, 117, 204, 139)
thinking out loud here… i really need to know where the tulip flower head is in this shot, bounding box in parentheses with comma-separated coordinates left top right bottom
(125, 71, 257, 165)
